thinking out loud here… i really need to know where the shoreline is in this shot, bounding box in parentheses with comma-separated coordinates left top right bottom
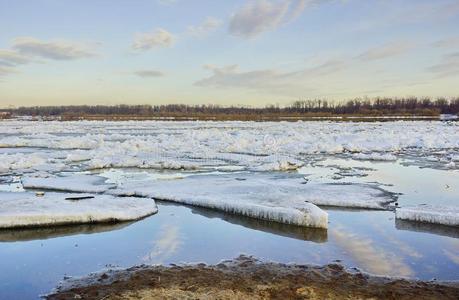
(47, 256, 459, 300)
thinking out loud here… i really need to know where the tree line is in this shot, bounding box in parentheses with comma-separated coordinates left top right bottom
(2, 97, 458, 117)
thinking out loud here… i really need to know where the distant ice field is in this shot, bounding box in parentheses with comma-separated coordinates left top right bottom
(0, 120, 458, 173)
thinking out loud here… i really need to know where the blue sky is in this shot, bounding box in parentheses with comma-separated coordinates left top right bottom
(0, 0, 458, 107)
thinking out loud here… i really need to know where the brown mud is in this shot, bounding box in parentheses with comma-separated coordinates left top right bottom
(47, 256, 459, 300)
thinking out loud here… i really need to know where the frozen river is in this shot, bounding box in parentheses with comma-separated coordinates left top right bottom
(0, 120, 458, 299)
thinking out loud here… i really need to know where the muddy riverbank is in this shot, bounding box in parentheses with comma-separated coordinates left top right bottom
(47, 256, 459, 300)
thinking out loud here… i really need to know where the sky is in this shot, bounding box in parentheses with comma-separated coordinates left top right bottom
(0, 0, 459, 107)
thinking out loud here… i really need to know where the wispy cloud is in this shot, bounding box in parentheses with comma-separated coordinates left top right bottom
(133, 69, 165, 78)
(229, 0, 291, 38)
(432, 36, 459, 48)
(12, 37, 97, 60)
(156, 0, 177, 5)
(229, 0, 329, 38)
(187, 17, 222, 38)
(0, 49, 30, 67)
(132, 28, 175, 51)
(0, 66, 17, 78)
(0, 37, 97, 79)
(290, 0, 328, 20)
(389, 1, 459, 25)
(357, 41, 415, 61)
(195, 59, 345, 95)
(426, 52, 459, 78)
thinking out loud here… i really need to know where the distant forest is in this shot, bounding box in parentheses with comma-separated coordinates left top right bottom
(2, 97, 459, 119)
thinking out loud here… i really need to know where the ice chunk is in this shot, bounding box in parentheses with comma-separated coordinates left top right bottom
(0, 192, 158, 228)
(22, 174, 115, 193)
(0, 153, 47, 172)
(395, 205, 459, 227)
(253, 157, 304, 171)
(66, 150, 92, 162)
(352, 152, 397, 161)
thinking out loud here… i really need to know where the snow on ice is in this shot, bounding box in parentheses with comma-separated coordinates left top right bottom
(114, 176, 329, 228)
(0, 153, 48, 173)
(108, 173, 396, 228)
(396, 205, 459, 227)
(0, 192, 158, 228)
(22, 174, 115, 193)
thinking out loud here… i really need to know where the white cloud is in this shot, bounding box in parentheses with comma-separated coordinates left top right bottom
(187, 17, 222, 38)
(229, 0, 291, 38)
(133, 69, 165, 78)
(357, 41, 415, 61)
(132, 28, 175, 51)
(12, 37, 97, 60)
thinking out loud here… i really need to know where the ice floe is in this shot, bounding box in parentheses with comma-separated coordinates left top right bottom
(395, 205, 459, 227)
(0, 192, 158, 228)
(22, 174, 115, 193)
(110, 174, 329, 228)
(108, 174, 396, 227)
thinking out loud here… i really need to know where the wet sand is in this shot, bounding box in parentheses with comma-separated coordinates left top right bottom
(47, 256, 459, 300)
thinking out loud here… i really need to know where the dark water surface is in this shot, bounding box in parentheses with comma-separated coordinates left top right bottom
(0, 200, 458, 299)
